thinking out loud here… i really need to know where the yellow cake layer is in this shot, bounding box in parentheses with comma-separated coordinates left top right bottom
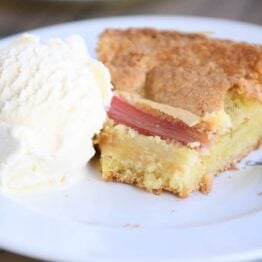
(98, 91, 262, 197)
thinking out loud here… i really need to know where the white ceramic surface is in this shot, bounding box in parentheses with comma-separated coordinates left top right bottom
(0, 16, 262, 262)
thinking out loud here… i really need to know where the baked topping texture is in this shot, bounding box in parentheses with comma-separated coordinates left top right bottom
(97, 28, 262, 116)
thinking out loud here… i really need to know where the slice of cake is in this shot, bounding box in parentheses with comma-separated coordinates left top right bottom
(96, 28, 262, 197)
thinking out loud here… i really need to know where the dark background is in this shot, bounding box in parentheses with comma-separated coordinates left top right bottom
(0, 0, 262, 39)
(0, 0, 261, 261)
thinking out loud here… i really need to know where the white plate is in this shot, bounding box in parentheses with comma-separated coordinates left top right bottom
(0, 16, 262, 262)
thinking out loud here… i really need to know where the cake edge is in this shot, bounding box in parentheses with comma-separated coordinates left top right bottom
(101, 139, 262, 198)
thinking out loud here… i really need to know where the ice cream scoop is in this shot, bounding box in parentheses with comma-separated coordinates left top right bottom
(0, 34, 113, 190)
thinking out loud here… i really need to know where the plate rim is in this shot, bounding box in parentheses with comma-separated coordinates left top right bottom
(1, 14, 262, 43)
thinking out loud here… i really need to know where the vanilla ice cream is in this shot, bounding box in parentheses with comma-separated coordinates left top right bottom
(0, 34, 113, 190)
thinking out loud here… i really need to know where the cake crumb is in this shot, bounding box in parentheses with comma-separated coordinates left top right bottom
(124, 223, 140, 228)
(228, 165, 239, 171)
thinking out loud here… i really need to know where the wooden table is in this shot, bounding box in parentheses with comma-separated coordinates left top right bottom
(0, 0, 261, 261)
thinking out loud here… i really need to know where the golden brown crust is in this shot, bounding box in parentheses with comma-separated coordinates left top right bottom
(97, 28, 262, 116)
(103, 170, 189, 197)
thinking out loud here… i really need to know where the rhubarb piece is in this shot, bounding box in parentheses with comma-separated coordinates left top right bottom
(108, 96, 209, 147)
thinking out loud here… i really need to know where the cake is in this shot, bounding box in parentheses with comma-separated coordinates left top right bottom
(96, 28, 262, 197)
